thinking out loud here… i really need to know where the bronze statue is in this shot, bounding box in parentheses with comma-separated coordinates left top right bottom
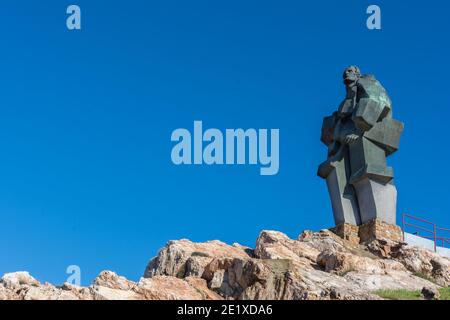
(318, 66, 404, 226)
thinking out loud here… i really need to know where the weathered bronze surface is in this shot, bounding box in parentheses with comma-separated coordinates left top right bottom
(319, 66, 404, 226)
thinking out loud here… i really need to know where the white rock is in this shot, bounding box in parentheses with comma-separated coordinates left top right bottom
(1, 272, 39, 289)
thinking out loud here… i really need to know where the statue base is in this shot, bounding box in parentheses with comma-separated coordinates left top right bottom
(330, 219, 402, 245)
(329, 223, 360, 244)
(358, 219, 403, 244)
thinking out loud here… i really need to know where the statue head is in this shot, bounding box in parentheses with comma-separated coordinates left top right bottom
(343, 65, 361, 86)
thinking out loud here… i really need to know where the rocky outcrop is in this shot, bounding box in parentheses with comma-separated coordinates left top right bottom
(144, 239, 251, 278)
(367, 239, 450, 287)
(1, 229, 449, 300)
(0, 270, 221, 300)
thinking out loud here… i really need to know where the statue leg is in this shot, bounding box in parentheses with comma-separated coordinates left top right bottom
(349, 137, 397, 225)
(323, 147, 361, 226)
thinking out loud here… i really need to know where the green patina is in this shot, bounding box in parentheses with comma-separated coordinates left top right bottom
(318, 66, 404, 227)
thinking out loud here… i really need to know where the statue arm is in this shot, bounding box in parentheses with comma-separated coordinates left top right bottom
(320, 112, 337, 146)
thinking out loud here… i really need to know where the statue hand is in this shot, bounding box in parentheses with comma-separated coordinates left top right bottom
(344, 134, 359, 145)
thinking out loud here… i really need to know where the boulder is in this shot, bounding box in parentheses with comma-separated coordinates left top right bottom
(368, 239, 450, 286)
(421, 286, 440, 300)
(1, 272, 39, 289)
(255, 230, 320, 263)
(138, 276, 215, 300)
(144, 239, 251, 278)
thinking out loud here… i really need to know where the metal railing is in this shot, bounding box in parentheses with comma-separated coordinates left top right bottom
(402, 213, 450, 252)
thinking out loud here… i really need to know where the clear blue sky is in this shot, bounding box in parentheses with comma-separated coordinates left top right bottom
(1, 0, 449, 285)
